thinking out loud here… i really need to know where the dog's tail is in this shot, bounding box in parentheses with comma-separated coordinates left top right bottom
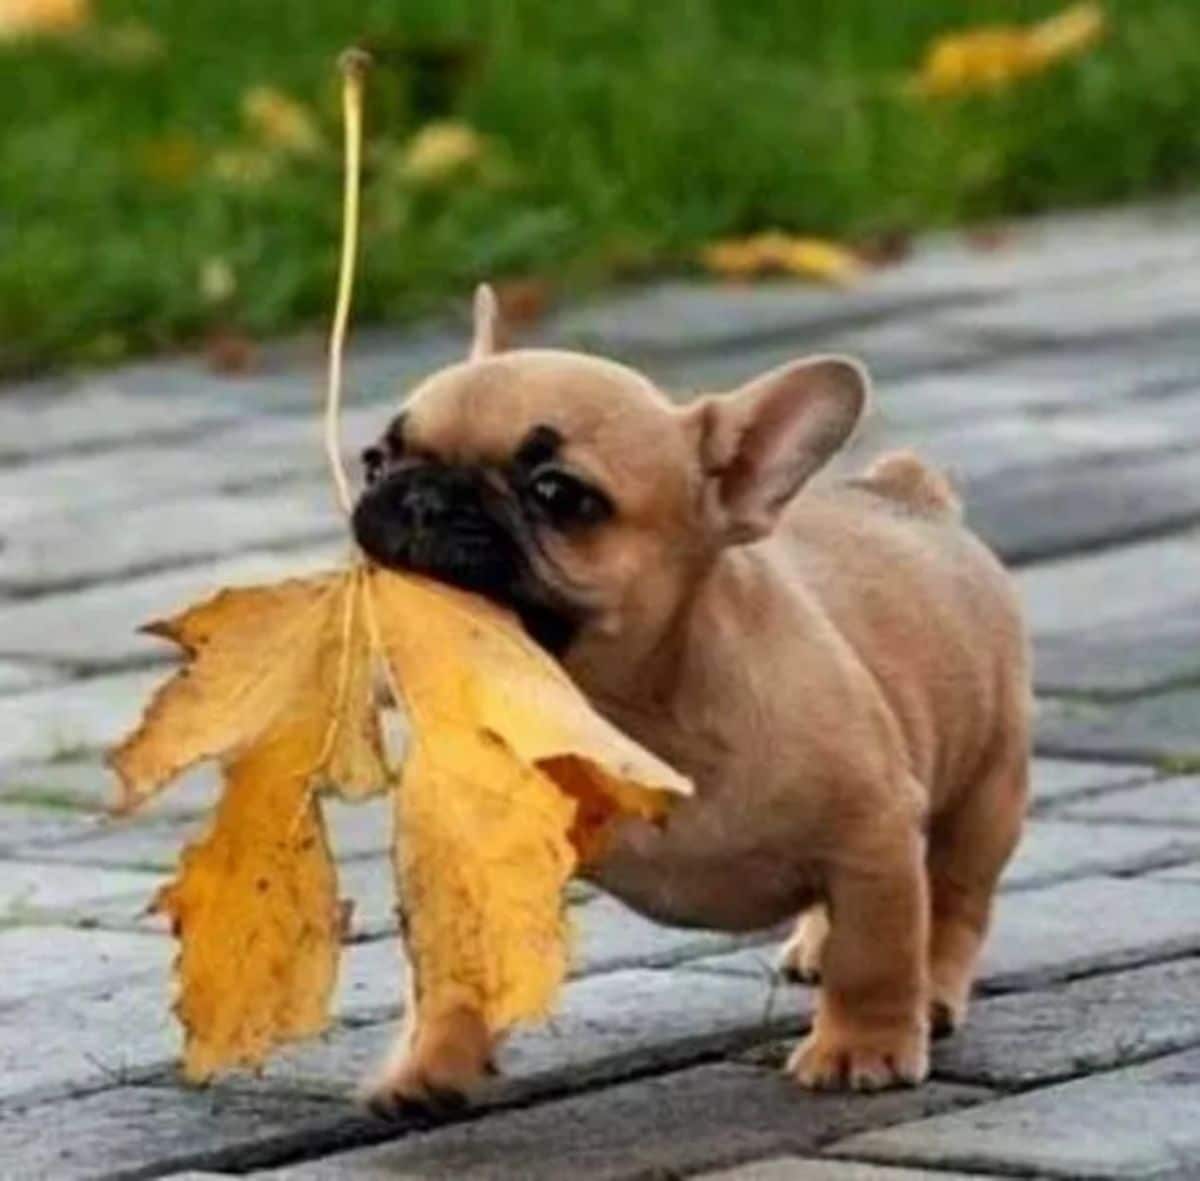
(855, 450, 962, 520)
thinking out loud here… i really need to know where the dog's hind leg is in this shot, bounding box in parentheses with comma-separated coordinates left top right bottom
(926, 743, 1027, 1037)
(778, 905, 830, 984)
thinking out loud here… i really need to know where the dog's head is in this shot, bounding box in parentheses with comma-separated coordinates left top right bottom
(353, 285, 868, 655)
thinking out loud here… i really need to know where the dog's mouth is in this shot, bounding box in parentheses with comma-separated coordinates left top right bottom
(352, 466, 584, 655)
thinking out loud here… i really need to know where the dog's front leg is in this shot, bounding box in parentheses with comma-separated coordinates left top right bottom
(788, 822, 929, 1091)
(360, 971, 493, 1119)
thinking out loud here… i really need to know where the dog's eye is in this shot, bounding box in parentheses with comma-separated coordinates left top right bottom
(527, 469, 612, 528)
(362, 446, 386, 485)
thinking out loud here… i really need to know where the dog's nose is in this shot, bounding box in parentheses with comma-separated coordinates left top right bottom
(400, 481, 448, 529)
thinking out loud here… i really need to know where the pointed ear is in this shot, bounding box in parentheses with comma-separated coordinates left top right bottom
(689, 356, 869, 543)
(469, 282, 508, 360)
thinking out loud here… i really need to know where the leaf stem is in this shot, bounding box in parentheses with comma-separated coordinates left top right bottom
(325, 48, 372, 518)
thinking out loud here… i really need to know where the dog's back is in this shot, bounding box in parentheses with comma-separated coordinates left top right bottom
(776, 450, 1029, 814)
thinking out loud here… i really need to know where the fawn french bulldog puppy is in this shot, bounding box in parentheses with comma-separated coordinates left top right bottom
(352, 285, 1030, 1114)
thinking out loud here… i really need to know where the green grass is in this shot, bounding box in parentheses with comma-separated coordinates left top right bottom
(5, 0, 1200, 372)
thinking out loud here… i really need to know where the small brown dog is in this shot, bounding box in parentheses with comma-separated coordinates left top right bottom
(353, 286, 1030, 1112)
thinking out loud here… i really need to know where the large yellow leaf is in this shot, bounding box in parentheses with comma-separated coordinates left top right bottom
(155, 724, 341, 1082)
(111, 568, 386, 1079)
(112, 570, 387, 812)
(367, 572, 691, 1034)
(110, 564, 690, 1080)
(395, 732, 577, 1036)
(912, 3, 1106, 98)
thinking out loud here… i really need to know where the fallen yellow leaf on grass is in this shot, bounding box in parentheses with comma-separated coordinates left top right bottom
(243, 85, 323, 155)
(400, 120, 489, 185)
(0, 0, 87, 39)
(701, 232, 863, 285)
(110, 565, 689, 1080)
(912, 3, 1106, 98)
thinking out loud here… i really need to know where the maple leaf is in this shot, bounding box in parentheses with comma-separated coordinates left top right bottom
(701, 232, 863, 285)
(110, 566, 688, 1080)
(912, 3, 1106, 98)
(110, 570, 386, 1079)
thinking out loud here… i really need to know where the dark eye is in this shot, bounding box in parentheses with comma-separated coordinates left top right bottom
(527, 469, 612, 528)
(362, 446, 385, 485)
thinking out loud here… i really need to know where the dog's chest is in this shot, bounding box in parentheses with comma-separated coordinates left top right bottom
(578, 684, 822, 931)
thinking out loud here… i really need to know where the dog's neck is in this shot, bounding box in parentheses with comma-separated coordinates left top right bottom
(560, 546, 763, 782)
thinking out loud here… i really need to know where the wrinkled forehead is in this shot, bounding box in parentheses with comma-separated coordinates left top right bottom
(399, 351, 685, 486)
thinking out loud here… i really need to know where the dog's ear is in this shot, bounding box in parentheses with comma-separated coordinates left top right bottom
(689, 356, 869, 543)
(469, 283, 508, 360)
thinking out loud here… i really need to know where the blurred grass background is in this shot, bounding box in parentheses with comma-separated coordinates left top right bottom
(3, 0, 1200, 373)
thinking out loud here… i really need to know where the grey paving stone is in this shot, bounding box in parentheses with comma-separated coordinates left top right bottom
(1034, 602, 1200, 696)
(1017, 530, 1200, 637)
(0, 801, 107, 851)
(827, 1047, 1200, 1178)
(888, 397, 1200, 494)
(817, 317, 1001, 383)
(699, 1160, 998, 1181)
(255, 964, 810, 1102)
(0, 756, 217, 817)
(0, 669, 171, 767)
(692, 878, 1200, 993)
(1061, 775, 1200, 827)
(0, 925, 168, 1006)
(0, 1084, 357, 1180)
(0, 658, 59, 695)
(261, 1065, 984, 1181)
(328, 936, 407, 1020)
(1002, 819, 1200, 889)
(326, 857, 397, 942)
(938, 265, 1200, 342)
(872, 348, 1200, 429)
(0, 974, 175, 1101)
(158, 1175, 238, 1180)
(549, 281, 947, 358)
(968, 447, 1200, 564)
(1154, 863, 1200, 883)
(932, 957, 1200, 1089)
(0, 545, 341, 668)
(865, 201, 1200, 302)
(0, 403, 383, 530)
(32, 814, 207, 872)
(659, 319, 990, 401)
(158, 1174, 238, 1180)
(980, 876, 1200, 990)
(0, 382, 244, 461)
(1030, 757, 1156, 809)
(1037, 690, 1200, 763)
(0, 855, 161, 919)
(0, 488, 343, 594)
(325, 799, 391, 863)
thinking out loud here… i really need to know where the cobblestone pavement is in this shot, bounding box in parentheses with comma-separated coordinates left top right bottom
(3, 202, 1200, 1180)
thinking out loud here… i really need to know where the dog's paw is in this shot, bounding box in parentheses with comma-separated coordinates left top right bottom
(786, 1022, 928, 1092)
(359, 1007, 493, 1122)
(777, 908, 829, 985)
